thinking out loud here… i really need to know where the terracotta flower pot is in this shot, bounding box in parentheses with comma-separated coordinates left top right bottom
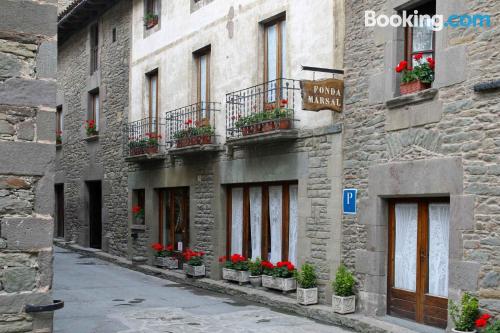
(190, 136, 200, 146)
(145, 146, 158, 154)
(262, 121, 275, 133)
(400, 80, 430, 95)
(130, 147, 143, 156)
(278, 118, 291, 130)
(146, 17, 158, 29)
(252, 123, 262, 134)
(242, 126, 251, 136)
(200, 135, 212, 145)
(176, 139, 184, 148)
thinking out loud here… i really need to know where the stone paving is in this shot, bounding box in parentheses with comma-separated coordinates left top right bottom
(53, 247, 350, 333)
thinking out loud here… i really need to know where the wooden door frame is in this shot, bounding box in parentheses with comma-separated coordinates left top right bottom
(158, 188, 190, 251)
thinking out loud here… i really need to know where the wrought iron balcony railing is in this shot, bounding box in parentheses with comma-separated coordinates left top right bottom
(124, 117, 165, 158)
(165, 102, 219, 149)
(225, 78, 300, 140)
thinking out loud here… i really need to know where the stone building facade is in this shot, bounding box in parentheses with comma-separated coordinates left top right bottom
(0, 0, 57, 331)
(341, 0, 500, 329)
(56, 0, 131, 256)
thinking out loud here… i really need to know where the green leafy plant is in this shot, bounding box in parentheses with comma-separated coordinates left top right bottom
(183, 249, 205, 266)
(248, 258, 263, 276)
(198, 125, 214, 136)
(331, 265, 355, 297)
(295, 263, 317, 289)
(144, 13, 158, 25)
(219, 254, 249, 271)
(395, 53, 435, 84)
(483, 319, 499, 333)
(449, 292, 480, 332)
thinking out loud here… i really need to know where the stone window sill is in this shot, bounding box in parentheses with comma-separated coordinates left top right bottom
(385, 88, 438, 109)
(84, 135, 99, 143)
(130, 224, 146, 231)
(56, 144, 62, 150)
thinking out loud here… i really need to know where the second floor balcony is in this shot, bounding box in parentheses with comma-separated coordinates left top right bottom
(225, 78, 300, 145)
(124, 117, 166, 162)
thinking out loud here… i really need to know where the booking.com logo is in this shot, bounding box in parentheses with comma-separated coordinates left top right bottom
(365, 10, 492, 31)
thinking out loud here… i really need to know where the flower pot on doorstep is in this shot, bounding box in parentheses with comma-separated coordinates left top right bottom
(222, 268, 250, 285)
(332, 295, 356, 314)
(261, 121, 275, 133)
(297, 287, 318, 306)
(451, 330, 477, 333)
(399, 80, 430, 95)
(249, 275, 262, 288)
(261, 275, 296, 293)
(185, 264, 205, 278)
(277, 118, 291, 130)
(154, 257, 179, 269)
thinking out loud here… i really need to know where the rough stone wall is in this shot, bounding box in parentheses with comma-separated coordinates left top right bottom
(0, 0, 57, 331)
(57, 1, 131, 256)
(342, 0, 499, 315)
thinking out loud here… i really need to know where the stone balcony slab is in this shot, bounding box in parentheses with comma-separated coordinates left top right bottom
(226, 129, 299, 147)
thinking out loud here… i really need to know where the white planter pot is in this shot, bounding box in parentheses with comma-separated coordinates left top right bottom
(297, 287, 318, 305)
(261, 275, 296, 292)
(332, 295, 356, 314)
(185, 264, 205, 277)
(452, 329, 477, 333)
(154, 256, 179, 269)
(222, 268, 250, 285)
(249, 275, 262, 288)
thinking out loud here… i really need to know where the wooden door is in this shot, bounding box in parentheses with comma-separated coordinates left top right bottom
(159, 188, 189, 251)
(388, 199, 449, 329)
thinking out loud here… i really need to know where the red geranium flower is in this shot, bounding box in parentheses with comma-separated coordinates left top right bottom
(165, 244, 174, 252)
(481, 314, 492, 320)
(132, 205, 142, 214)
(426, 57, 435, 69)
(151, 243, 163, 252)
(219, 256, 227, 263)
(286, 262, 295, 271)
(476, 318, 487, 328)
(414, 52, 423, 61)
(261, 261, 274, 269)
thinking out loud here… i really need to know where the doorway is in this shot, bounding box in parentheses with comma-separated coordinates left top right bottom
(388, 198, 450, 329)
(158, 188, 189, 251)
(87, 181, 102, 249)
(55, 184, 65, 238)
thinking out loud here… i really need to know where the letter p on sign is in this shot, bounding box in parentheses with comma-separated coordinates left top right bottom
(343, 189, 357, 215)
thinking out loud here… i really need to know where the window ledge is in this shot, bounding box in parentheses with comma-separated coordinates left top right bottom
(386, 88, 438, 109)
(84, 135, 99, 142)
(130, 224, 146, 231)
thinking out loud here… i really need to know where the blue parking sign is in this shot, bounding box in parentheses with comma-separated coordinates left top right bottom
(343, 189, 357, 215)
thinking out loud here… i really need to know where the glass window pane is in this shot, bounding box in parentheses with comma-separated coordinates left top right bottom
(428, 203, 450, 297)
(268, 185, 282, 263)
(288, 184, 298, 265)
(412, 18, 433, 52)
(199, 55, 207, 118)
(394, 203, 418, 291)
(94, 95, 99, 131)
(280, 21, 286, 78)
(267, 24, 277, 82)
(231, 188, 243, 255)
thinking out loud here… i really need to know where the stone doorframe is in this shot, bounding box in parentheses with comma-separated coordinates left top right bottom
(355, 157, 480, 324)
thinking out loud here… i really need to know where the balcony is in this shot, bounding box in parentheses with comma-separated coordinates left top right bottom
(124, 117, 166, 162)
(165, 102, 221, 155)
(225, 78, 300, 146)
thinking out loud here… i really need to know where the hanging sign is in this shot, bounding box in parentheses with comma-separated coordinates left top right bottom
(300, 78, 344, 112)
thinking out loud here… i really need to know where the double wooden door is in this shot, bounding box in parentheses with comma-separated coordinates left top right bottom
(158, 188, 189, 251)
(388, 198, 450, 329)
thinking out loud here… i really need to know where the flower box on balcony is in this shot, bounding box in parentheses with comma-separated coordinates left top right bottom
(262, 275, 296, 292)
(222, 268, 250, 285)
(261, 121, 275, 133)
(154, 256, 179, 269)
(400, 80, 431, 95)
(200, 135, 212, 145)
(277, 118, 292, 130)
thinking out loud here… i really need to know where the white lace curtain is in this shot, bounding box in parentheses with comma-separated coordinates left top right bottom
(288, 185, 298, 265)
(428, 203, 450, 297)
(395, 203, 418, 291)
(249, 187, 262, 259)
(269, 186, 282, 263)
(231, 188, 243, 255)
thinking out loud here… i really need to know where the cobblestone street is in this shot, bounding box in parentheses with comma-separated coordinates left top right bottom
(53, 247, 350, 333)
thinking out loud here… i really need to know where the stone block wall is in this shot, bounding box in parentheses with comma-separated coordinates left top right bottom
(0, 0, 57, 331)
(342, 0, 499, 317)
(57, 0, 131, 256)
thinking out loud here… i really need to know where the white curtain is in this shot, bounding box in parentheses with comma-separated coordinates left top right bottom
(269, 186, 282, 263)
(249, 187, 262, 259)
(231, 188, 243, 255)
(288, 185, 298, 265)
(394, 203, 418, 291)
(428, 203, 450, 297)
(267, 24, 277, 102)
(199, 54, 207, 118)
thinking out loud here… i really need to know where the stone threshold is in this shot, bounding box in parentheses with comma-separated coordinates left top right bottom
(54, 239, 426, 333)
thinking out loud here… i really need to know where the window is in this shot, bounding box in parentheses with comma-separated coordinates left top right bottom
(404, 1, 435, 67)
(195, 48, 210, 120)
(90, 23, 99, 73)
(112, 28, 117, 42)
(89, 91, 100, 133)
(132, 189, 145, 224)
(226, 182, 298, 265)
(56, 105, 63, 139)
(264, 16, 286, 102)
(145, 0, 160, 29)
(147, 70, 158, 132)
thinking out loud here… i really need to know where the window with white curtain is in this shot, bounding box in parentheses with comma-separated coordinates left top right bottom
(394, 203, 418, 291)
(428, 203, 450, 297)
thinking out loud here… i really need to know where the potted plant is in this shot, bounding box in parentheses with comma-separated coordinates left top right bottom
(85, 120, 98, 136)
(183, 248, 205, 277)
(56, 130, 63, 145)
(395, 53, 435, 95)
(273, 102, 292, 129)
(295, 263, 318, 305)
(144, 13, 158, 29)
(145, 132, 161, 154)
(151, 243, 179, 269)
(450, 292, 480, 332)
(199, 125, 214, 145)
(475, 314, 498, 333)
(248, 258, 263, 287)
(261, 261, 297, 293)
(331, 264, 356, 314)
(131, 204, 144, 224)
(219, 254, 250, 285)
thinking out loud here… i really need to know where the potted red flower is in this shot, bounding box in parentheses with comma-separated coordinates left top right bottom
(183, 248, 205, 277)
(261, 260, 297, 293)
(449, 292, 479, 332)
(85, 120, 98, 136)
(220, 254, 250, 285)
(144, 13, 158, 29)
(396, 53, 435, 95)
(475, 313, 498, 333)
(145, 132, 161, 154)
(131, 204, 144, 224)
(56, 130, 63, 145)
(151, 243, 178, 269)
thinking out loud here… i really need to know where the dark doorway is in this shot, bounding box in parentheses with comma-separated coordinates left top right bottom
(55, 184, 65, 238)
(158, 187, 189, 251)
(87, 181, 102, 249)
